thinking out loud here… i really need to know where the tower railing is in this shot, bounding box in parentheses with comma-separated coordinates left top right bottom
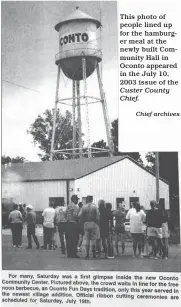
(55, 48, 102, 64)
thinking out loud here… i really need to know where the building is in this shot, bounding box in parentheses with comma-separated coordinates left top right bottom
(2, 156, 169, 211)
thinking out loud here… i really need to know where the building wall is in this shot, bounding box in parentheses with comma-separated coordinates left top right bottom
(2, 180, 74, 211)
(2, 158, 169, 211)
(75, 158, 169, 210)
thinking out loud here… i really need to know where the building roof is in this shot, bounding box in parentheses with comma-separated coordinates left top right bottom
(2, 156, 169, 184)
(55, 7, 101, 31)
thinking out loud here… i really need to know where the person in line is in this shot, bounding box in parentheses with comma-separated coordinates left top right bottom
(126, 202, 146, 257)
(42, 200, 55, 250)
(52, 221, 58, 250)
(140, 205, 149, 256)
(54, 203, 67, 254)
(18, 203, 26, 239)
(77, 202, 84, 252)
(8, 203, 23, 248)
(79, 195, 100, 259)
(2, 203, 9, 228)
(93, 202, 101, 258)
(25, 205, 39, 249)
(65, 195, 79, 258)
(146, 200, 166, 259)
(159, 201, 169, 259)
(113, 202, 126, 256)
(22, 204, 27, 228)
(19, 204, 25, 218)
(52, 204, 60, 250)
(98, 200, 109, 259)
(106, 202, 114, 259)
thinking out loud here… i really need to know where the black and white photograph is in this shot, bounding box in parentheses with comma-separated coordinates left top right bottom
(1, 1, 180, 274)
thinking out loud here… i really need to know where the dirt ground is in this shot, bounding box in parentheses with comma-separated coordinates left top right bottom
(2, 231, 181, 272)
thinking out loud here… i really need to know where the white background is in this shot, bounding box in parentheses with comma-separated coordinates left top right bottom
(118, 0, 181, 152)
(1, 270, 181, 307)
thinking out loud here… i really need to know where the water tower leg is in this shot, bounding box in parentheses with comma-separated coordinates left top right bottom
(76, 80, 83, 158)
(82, 57, 91, 158)
(96, 64, 114, 156)
(155, 152, 160, 204)
(50, 65, 61, 161)
(72, 80, 76, 158)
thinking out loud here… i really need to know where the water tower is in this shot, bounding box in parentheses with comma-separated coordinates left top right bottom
(50, 7, 114, 160)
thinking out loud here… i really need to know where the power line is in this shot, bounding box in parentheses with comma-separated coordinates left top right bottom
(2, 79, 40, 93)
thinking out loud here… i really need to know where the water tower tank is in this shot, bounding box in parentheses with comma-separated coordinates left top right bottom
(55, 7, 102, 81)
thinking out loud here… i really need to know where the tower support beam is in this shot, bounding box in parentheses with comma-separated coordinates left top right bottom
(76, 80, 83, 157)
(72, 80, 76, 158)
(82, 57, 91, 158)
(96, 64, 114, 155)
(50, 65, 61, 161)
(155, 152, 160, 204)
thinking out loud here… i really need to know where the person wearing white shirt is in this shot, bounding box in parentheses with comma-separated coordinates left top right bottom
(126, 202, 146, 257)
(42, 200, 55, 250)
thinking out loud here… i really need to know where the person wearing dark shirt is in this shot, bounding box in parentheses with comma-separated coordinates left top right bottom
(77, 202, 84, 252)
(140, 206, 149, 256)
(146, 200, 165, 258)
(98, 200, 109, 259)
(146, 208, 163, 229)
(25, 205, 39, 249)
(54, 205, 67, 254)
(113, 203, 126, 255)
(159, 201, 169, 259)
(106, 203, 114, 258)
(19, 204, 25, 219)
(65, 195, 79, 258)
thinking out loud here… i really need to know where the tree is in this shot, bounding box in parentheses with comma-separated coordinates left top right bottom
(11, 156, 26, 163)
(145, 152, 180, 224)
(2, 155, 26, 164)
(111, 119, 118, 153)
(145, 152, 179, 196)
(91, 140, 109, 157)
(2, 156, 11, 165)
(92, 118, 142, 163)
(145, 152, 155, 172)
(27, 109, 79, 161)
(28, 110, 142, 163)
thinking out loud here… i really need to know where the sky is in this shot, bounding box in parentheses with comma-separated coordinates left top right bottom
(2, 1, 118, 161)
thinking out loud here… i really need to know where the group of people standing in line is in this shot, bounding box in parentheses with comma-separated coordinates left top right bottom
(8, 204, 40, 249)
(8, 196, 169, 260)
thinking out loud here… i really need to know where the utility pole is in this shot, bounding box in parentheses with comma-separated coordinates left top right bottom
(155, 152, 160, 204)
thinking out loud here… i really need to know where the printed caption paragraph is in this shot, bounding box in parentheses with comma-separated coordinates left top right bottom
(119, 13, 179, 109)
(1, 272, 180, 304)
